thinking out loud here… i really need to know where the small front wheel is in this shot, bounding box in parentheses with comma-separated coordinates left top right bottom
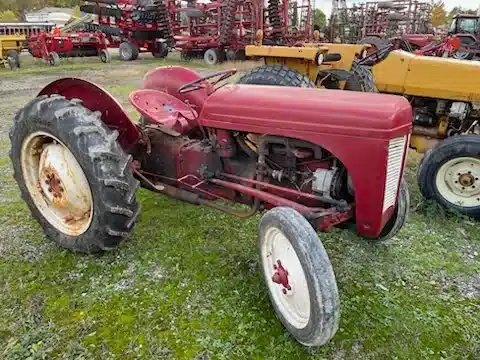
(258, 207, 340, 346)
(373, 178, 409, 241)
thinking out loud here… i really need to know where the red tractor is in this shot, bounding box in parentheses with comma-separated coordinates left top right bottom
(9, 66, 411, 346)
(28, 31, 111, 66)
(80, 0, 173, 60)
(449, 14, 480, 60)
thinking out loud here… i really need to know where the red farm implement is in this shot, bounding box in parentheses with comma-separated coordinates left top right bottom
(170, 0, 312, 65)
(28, 31, 110, 66)
(80, 0, 173, 60)
(10, 65, 411, 347)
(330, 0, 433, 48)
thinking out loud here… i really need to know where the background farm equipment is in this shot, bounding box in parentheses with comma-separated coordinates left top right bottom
(0, 22, 54, 37)
(448, 14, 480, 60)
(79, 0, 173, 60)
(0, 34, 25, 70)
(242, 40, 480, 219)
(329, 0, 432, 45)
(170, 0, 312, 64)
(9, 66, 411, 347)
(28, 31, 111, 66)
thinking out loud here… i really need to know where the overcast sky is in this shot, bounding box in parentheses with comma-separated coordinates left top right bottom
(315, 0, 480, 16)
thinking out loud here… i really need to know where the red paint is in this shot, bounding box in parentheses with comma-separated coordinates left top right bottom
(38, 78, 140, 150)
(28, 31, 108, 61)
(200, 84, 412, 237)
(143, 66, 212, 112)
(272, 260, 291, 291)
(129, 89, 198, 135)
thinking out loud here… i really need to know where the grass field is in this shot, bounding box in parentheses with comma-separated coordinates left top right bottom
(0, 54, 479, 359)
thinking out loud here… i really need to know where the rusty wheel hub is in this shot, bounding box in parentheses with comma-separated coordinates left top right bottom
(272, 260, 292, 294)
(21, 132, 94, 235)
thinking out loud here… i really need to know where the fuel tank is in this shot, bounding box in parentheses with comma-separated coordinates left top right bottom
(372, 50, 480, 102)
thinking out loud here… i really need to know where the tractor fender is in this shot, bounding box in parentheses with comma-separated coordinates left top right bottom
(38, 78, 140, 151)
(143, 66, 213, 112)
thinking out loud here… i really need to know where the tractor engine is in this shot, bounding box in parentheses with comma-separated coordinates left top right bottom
(136, 129, 352, 206)
(411, 98, 480, 152)
(252, 135, 352, 202)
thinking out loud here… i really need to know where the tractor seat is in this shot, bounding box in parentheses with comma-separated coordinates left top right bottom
(129, 89, 198, 135)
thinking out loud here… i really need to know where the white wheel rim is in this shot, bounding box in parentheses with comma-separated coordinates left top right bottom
(436, 157, 480, 208)
(261, 227, 311, 329)
(21, 131, 94, 236)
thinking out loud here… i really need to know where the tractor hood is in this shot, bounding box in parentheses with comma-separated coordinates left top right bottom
(199, 85, 412, 140)
(373, 50, 480, 102)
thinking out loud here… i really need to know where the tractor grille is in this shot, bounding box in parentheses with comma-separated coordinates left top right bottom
(383, 136, 407, 212)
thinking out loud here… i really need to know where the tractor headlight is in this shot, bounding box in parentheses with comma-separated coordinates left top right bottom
(317, 53, 324, 65)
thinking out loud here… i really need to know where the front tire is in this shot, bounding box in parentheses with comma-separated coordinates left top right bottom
(373, 178, 409, 241)
(237, 65, 316, 87)
(258, 207, 340, 346)
(9, 96, 140, 252)
(418, 135, 480, 219)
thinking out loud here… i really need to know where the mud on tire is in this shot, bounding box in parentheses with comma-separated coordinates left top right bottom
(237, 65, 316, 87)
(9, 95, 140, 253)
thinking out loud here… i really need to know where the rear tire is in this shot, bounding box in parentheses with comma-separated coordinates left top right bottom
(9, 96, 140, 253)
(237, 65, 316, 87)
(119, 42, 138, 61)
(152, 42, 168, 58)
(99, 49, 111, 63)
(453, 37, 475, 60)
(358, 36, 391, 53)
(204, 48, 224, 65)
(344, 61, 377, 92)
(418, 135, 480, 219)
(258, 207, 340, 346)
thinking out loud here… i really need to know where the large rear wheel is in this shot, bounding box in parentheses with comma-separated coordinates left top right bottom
(9, 95, 140, 252)
(237, 65, 316, 87)
(258, 207, 340, 346)
(418, 135, 480, 219)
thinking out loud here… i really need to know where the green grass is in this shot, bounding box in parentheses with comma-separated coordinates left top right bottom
(0, 61, 479, 359)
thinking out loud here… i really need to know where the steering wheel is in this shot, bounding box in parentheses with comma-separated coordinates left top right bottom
(357, 44, 392, 66)
(178, 69, 237, 94)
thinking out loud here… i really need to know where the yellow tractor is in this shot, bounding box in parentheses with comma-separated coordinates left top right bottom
(241, 42, 480, 219)
(0, 34, 25, 70)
